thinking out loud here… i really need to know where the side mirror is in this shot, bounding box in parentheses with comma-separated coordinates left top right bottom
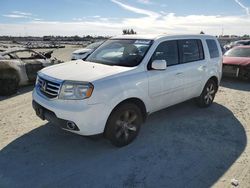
(151, 60, 167, 70)
(82, 53, 91, 61)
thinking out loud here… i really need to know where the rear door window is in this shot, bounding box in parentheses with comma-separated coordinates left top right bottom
(206, 39, 219, 58)
(178, 39, 204, 63)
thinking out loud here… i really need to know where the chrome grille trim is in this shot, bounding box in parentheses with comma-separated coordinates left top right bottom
(47, 82, 60, 89)
(36, 75, 62, 99)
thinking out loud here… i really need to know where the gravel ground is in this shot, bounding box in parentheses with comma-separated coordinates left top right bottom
(0, 78, 249, 188)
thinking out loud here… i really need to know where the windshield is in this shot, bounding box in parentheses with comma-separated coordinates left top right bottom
(86, 39, 152, 67)
(86, 41, 103, 50)
(224, 48, 250, 57)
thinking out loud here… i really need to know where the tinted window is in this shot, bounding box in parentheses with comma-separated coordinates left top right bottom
(178, 39, 204, 63)
(206, 39, 219, 58)
(151, 40, 178, 66)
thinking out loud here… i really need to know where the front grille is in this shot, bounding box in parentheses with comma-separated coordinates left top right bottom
(37, 76, 61, 98)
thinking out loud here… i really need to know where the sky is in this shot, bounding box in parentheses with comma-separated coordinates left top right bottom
(0, 0, 250, 36)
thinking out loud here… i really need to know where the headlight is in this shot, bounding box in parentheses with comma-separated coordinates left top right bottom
(59, 81, 94, 100)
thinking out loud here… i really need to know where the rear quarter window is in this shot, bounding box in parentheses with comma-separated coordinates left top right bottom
(206, 39, 219, 58)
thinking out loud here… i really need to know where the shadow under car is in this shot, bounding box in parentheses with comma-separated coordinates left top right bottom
(0, 101, 246, 188)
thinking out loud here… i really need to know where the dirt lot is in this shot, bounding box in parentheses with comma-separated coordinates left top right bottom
(0, 77, 249, 188)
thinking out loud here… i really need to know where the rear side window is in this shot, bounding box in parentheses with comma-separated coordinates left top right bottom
(151, 40, 178, 66)
(206, 39, 219, 58)
(178, 39, 204, 63)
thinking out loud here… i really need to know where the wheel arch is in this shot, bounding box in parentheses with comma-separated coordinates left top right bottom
(104, 97, 148, 135)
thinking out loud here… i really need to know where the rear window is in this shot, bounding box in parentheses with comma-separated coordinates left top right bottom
(178, 39, 204, 64)
(206, 39, 219, 58)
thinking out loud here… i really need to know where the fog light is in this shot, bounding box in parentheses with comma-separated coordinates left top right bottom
(67, 121, 76, 130)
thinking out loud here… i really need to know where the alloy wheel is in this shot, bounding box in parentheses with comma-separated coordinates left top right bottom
(204, 83, 215, 104)
(115, 110, 138, 141)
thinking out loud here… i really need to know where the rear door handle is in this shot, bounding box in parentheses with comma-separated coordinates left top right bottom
(175, 72, 183, 76)
(201, 65, 207, 70)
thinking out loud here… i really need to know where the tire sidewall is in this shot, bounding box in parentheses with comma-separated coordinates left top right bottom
(197, 79, 217, 107)
(105, 103, 143, 147)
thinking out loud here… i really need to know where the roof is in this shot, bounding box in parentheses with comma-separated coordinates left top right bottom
(111, 34, 216, 40)
(112, 34, 163, 40)
(233, 45, 250, 49)
(0, 47, 30, 55)
(236, 39, 250, 42)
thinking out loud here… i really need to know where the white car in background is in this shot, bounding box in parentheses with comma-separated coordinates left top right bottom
(224, 40, 250, 50)
(33, 34, 222, 147)
(71, 41, 104, 60)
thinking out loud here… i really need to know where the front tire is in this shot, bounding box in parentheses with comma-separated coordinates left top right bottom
(196, 79, 217, 108)
(105, 103, 143, 147)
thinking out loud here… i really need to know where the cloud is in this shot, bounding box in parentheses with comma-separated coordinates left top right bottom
(73, 18, 84, 21)
(234, 0, 250, 15)
(72, 16, 104, 21)
(3, 10, 43, 21)
(160, 4, 168, 8)
(3, 14, 28, 18)
(137, 0, 152, 4)
(12, 11, 32, 16)
(110, 0, 160, 18)
(1, 13, 250, 36)
(33, 18, 43, 21)
(3, 11, 32, 19)
(1, 1, 250, 36)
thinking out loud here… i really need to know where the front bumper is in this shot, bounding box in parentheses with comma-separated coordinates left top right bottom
(223, 64, 250, 79)
(32, 100, 80, 131)
(32, 88, 110, 136)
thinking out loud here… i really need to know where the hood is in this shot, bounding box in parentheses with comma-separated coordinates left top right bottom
(223, 56, 250, 66)
(72, 48, 92, 54)
(40, 60, 134, 82)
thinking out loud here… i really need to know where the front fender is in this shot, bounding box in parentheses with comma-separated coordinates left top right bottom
(88, 71, 150, 122)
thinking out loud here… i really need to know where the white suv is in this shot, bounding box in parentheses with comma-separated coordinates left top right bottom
(32, 34, 222, 147)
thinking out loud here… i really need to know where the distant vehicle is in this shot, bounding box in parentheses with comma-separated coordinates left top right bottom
(33, 34, 222, 147)
(0, 48, 61, 96)
(224, 40, 250, 50)
(223, 46, 250, 80)
(71, 41, 104, 60)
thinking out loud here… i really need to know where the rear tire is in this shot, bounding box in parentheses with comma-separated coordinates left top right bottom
(196, 79, 217, 108)
(0, 76, 19, 96)
(105, 103, 143, 147)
